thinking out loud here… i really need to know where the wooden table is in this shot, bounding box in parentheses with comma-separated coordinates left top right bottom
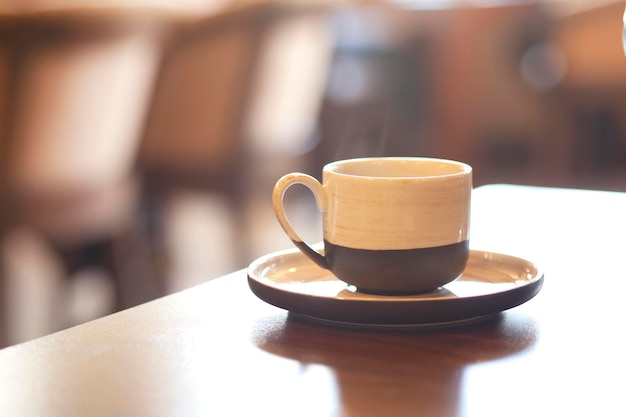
(0, 184, 625, 416)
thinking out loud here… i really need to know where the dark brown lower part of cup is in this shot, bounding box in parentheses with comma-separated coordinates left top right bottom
(325, 240, 470, 294)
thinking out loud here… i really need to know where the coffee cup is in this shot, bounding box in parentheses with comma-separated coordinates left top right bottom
(272, 157, 472, 294)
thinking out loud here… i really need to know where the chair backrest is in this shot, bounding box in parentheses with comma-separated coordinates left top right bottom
(138, 5, 335, 196)
(551, 0, 626, 91)
(5, 18, 162, 197)
(137, 9, 269, 192)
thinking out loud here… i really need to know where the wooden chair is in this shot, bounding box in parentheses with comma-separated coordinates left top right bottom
(0, 9, 172, 347)
(0, 1, 339, 346)
(547, 0, 626, 188)
(137, 4, 335, 278)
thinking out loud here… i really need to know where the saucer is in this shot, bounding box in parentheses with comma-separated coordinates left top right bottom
(247, 248, 543, 329)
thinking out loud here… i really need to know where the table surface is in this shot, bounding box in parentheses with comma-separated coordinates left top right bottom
(0, 184, 625, 416)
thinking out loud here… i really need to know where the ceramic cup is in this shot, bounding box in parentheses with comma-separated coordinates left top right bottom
(272, 157, 472, 294)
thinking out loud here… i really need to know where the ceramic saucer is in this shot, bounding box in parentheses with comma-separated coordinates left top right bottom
(247, 248, 543, 329)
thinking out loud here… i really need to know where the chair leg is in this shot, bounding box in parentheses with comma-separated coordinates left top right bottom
(107, 221, 164, 311)
(0, 241, 7, 348)
(50, 218, 163, 316)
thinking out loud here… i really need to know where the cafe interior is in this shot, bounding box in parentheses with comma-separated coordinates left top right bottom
(0, 0, 624, 348)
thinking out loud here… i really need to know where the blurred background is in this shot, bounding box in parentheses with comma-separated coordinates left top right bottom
(0, 0, 624, 347)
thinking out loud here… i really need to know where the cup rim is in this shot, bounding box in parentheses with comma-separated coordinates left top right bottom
(323, 157, 472, 179)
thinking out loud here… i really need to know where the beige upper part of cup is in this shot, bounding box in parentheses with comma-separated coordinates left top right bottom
(324, 157, 471, 250)
(273, 157, 472, 251)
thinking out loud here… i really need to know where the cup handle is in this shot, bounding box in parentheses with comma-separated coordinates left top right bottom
(272, 172, 329, 269)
